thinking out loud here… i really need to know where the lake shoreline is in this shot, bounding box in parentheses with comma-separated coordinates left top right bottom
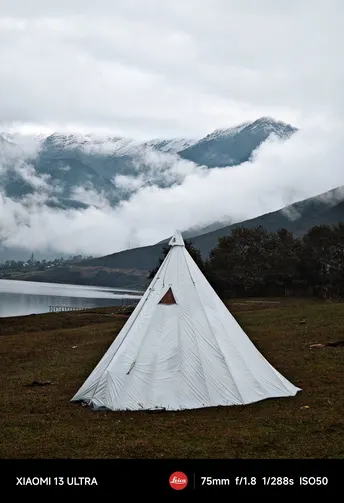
(0, 278, 143, 318)
(0, 264, 149, 292)
(0, 276, 145, 294)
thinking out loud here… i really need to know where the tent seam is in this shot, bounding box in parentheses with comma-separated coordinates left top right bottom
(87, 250, 172, 404)
(182, 248, 245, 404)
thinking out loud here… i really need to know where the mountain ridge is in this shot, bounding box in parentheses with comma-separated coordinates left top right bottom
(0, 116, 298, 262)
(80, 185, 344, 274)
(179, 116, 297, 167)
(2, 185, 344, 289)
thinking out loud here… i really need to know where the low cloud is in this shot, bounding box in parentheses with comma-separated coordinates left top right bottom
(71, 186, 112, 209)
(113, 149, 203, 193)
(113, 174, 146, 193)
(0, 123, 343, 258)
(14, 161, 50, 190)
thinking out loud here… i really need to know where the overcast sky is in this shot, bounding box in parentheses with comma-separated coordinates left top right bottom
(0, 1, 343, 257)
(1, 0, 343, 139)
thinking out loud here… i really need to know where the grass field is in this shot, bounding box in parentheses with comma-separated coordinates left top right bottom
(1, 298, 343, 459)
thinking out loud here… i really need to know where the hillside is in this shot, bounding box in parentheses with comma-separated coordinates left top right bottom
(81, 186, 344, 275)
(0, 265, 148, 290)
(4, 185, 343, 289)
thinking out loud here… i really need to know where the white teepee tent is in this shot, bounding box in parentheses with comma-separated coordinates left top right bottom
(71, 230, 301, 411)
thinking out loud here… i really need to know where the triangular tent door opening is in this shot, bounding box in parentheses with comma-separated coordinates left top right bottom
(71, 229, 301, 411)
(159, 287, 176, 305)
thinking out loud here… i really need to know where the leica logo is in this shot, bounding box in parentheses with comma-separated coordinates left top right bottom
(171, 476, 186, 484)
(169, 472, 188, 490)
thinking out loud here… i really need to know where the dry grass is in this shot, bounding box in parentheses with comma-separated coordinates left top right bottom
(0, 299, 343, 459)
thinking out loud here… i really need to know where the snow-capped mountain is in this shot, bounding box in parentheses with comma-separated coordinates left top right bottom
(202, 117, 295, 142)
(142, 137, 197, 154)
(202, 121, 252, 141)
(27, 132, 197, 157)
(0, 117, 297, 213)
(179, 117, 297, 167)
(0, 116, 299, 262)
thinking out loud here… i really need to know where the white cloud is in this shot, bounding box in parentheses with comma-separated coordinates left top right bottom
(0, 134, 51, 196)
(0, 1, 343, 259)
(0, 1, 343, 137)
(71, 186, 112, 209)
(113, 175, 145, 193)
(14, 161, 50, 190)
(0, 123, 343, 257)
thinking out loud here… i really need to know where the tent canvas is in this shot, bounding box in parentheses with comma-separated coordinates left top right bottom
(71, 230, 301, 411)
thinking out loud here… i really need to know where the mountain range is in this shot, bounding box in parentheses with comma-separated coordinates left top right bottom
(2, 113, 344, 290)
(0, 116, 296, 207)
(0, 116, 297, 262)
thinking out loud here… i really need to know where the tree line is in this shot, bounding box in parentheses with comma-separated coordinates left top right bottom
(149, 223, 344, 299)
(0, 255, 94, 272)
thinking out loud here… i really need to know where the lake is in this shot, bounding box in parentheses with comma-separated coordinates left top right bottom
(0, 279, 143, 318)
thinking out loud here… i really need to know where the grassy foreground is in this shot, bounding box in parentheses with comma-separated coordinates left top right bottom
(0, 298, 343, 459)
